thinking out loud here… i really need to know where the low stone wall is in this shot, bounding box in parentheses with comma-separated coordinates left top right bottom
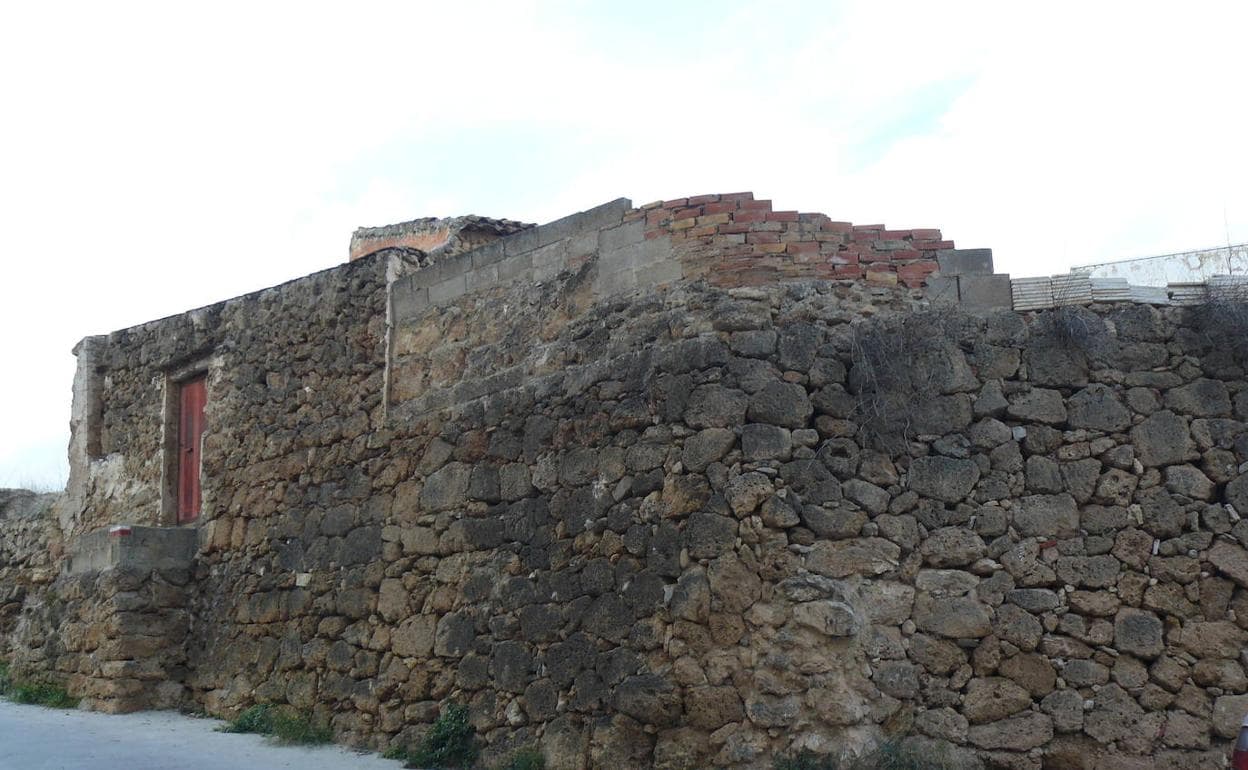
(0, 489, 59, 658)
(11, 525, 196, 713)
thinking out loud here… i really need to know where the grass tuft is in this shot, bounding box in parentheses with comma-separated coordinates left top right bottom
(220, 703, 331, 744)
(404, 703, 479, 769)
(498, 746, 545, 770)
(9, 681, 79, 709)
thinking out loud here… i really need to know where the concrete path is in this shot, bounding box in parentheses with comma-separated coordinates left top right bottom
(0, 700, 402, 770)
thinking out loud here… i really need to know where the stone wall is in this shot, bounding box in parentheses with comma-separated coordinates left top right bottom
(13, 525, 196, 712)
(0, 489, 59, 658)
(6, 193, 1248, 769)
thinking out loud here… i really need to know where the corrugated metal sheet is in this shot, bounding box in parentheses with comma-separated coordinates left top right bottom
(1090, 277, 1131, 302)
(1012, 277, 1054, 311)
(1052, 274, 1092, 305)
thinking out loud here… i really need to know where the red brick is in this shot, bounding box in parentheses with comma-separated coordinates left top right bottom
(822, 221, 853, 234)
(786, 241, 819, 255)
(644, 228, 666, 240)
(853, 224, 885, 232)
(720, 192, 755, 202)
(747, 232, 781, 244)
(688, 225, 718, 237)
(739, 199, 773, 210)
(881, 229, 913, 240)
(662, 198, 688, 209)
(828, 252, 859, 266)
(702, 201, 739, 215)
(687, 194, 721, 205)
(756, 242, 787, 254)
(890, 249, 922, 260)
(697, 212, 732, 227)
(717, 223, 752, 235)
(910, 229, 942, 240)
(851, 231, 880, 242)
(830, 266, 863, 278)
(671, 217, 698, 231)
(859, 251, 893, 263)
(734, 210, 768, 224)
(912, 240, 955, 251)
(646, 210, 670, 227)
(767, 211, 799, 222)
(672, 206, 703, 220)
(640, 200, 664, 210)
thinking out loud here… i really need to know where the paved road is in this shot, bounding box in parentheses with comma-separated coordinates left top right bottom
(0, 700, 401, 770)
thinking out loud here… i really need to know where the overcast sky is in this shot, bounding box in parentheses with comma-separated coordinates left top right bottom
(1, 1, 1246, 488)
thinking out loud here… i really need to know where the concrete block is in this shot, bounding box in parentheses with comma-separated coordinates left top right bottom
(550, 198, 631, 245)
(469, 240, 507, 270)
(428, 274, 467, 305)
(958, 274, 1013, 313)
(465, 265, 499, 293)
(936, 248, 994, 276)
(599, 241, 646, 273)
(567, 230, 599, 261)
(600, 219, 645, 253)
(67, 525, 197, 575)
(641, 234, 673, 267)
(512, 197, 632, 254)
(412, 252, 471, 288)
(593, 267, 637, 297)
(924, 275, 960, 305)
(645, 258, 683, 286)
(529, 240, 568, 270)
(496, 252, 533, 282)
(502, 226, 545, 258)
(390, 278, 430, 322)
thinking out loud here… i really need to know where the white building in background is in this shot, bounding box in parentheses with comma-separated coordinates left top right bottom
(1071, 243, 1248, 286)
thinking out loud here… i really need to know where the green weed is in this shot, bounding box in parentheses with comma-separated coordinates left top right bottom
(405, 703, 479, 769)
(10, 681, 79, 709)
(498, 746, 545, 770)
(220, 703, 331, 744)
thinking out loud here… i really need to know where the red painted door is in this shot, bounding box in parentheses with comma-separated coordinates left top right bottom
(177, 377, 207, 523)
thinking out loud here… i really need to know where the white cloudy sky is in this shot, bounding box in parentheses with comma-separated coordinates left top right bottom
(1, 1, 1246, 487)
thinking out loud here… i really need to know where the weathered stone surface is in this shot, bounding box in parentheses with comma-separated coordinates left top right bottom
(967, 711, 1053, 750)
(746, 382, 812, 428)
(1114, 608, 1164, 659)
(908, 456, 980, 503)
(1013, 493, 1079, 539)
(1007, 388, 1067, 425)
(682, 428, 736, 472)
(913, 594, 992, 638)
(963, 677, 1033, 723)
(920, 527, 987, 568)
(1165, 378, 1232, 417)
(741, 423, 792, 462)
(806, 538, 900, 578)
(1209, 540, 1248, 587)
(793, 599, 860, 637)
(685, 385, 749, 429)
(1066, 384, 1132, 432)
(1131, 410, 1195, 467)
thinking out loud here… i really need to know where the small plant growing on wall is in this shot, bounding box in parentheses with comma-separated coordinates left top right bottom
(220, 703, 332, 745)
(401, 703, 479, 769)
(847, 307, 965, 449)
(1188, 280, 1248, 359)
(1034, 304, 1106, 352)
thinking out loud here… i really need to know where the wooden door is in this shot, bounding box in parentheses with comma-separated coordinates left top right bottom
(177, 376, 207, 523)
